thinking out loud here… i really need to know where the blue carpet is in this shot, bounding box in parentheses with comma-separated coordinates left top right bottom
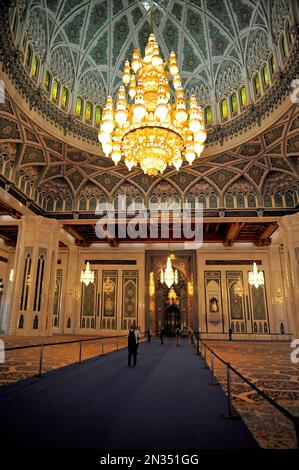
(0, 338, 258, 449)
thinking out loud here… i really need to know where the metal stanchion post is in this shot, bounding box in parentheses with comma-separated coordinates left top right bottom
(209, 352, 219, 385)
(117, 336, 119, 351)
(102, 342, 104, 356)
(37, 344, 44, 377)
(99, 340, 101, 357)
(79, 341, 82, 364)
(223, 362, 239, 419)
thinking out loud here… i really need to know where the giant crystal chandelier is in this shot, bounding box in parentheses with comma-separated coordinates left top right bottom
(98, 34, 207, 176)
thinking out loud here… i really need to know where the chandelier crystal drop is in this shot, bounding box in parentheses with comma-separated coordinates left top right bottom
(248, 262, 264, 289)
(98, 34, 206, 176)
(160, 256, 178, 289)
(80, 262, 95, 287)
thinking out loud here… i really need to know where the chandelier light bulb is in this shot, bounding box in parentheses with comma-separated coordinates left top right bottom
(131, 48, 141, 73)
(173, 158, 183, 171)
(125, 159, 136, 171)
(102, 141, 113, 156)
(122, 59, 131, 85)
(98, 130, 110, 145)
(185, 147, 196, 165)
(194, 141, 204, 156)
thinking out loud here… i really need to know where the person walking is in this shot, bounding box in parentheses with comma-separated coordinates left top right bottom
(228, 327, 233, 341)
(159, 326, 164, 345)
(128, 326, 138, 367)
(175, 327, 180, 346)
(147, 328, 151, 343)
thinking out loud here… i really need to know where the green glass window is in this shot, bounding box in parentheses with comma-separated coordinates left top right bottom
(52, 80, 59, 101)
(262, 64, 270, 87)
(75, 97, 82, 116)
(253, 74, 261, 96)
(95, 106, 102, 125)
(61, 87, 68, 107)
(204, 106, 212, 126)
(85, 102, 92, 121)
(230, 93, 237, 113)
(25, 44, 32, 67)
(31, 56, 39, 78)
(45, 71, 51, 92)
(240, 86, 247, 107)
(221, 99, 228, 120)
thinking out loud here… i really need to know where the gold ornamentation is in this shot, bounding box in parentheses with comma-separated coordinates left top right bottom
(98, 34, 206, 176)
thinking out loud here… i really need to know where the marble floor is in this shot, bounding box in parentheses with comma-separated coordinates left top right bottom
(204, 341, 299, 449)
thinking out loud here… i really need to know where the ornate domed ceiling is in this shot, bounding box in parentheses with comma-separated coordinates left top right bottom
(0, 90, 298, 218)
(17, 0, 295, 106)
(0, 0, 298, 221)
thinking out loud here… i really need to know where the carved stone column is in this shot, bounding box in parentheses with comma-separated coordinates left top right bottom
(8, 215, 59, 336)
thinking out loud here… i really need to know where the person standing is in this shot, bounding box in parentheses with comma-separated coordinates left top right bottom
(159, 326, 164, 345)
(147, 328, 151, 343)
(175, 327, 180, 346)
(128, 326, 138, 367)
(228, 327, 233, 341)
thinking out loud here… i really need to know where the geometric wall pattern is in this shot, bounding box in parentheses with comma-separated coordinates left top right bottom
(0, 91, 298, 216)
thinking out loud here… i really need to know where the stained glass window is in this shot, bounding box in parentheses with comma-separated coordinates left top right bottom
(95, 106, 102, 125)
(31, 56, 39, 78)
(61, 87, 68, 107)
(187, 194, 195, 209)
(240, 86, 247, 107)
(45, 71, 51, 92)
(236, 193, 245, 208)
(230, 93, 238, 114)
(285, 192, 294, 207)
(221, 98, 228, 120)
(209, 194, 217, 208)
(263, 194, 272, 207)
(85, 102, 92, 121)
(274, 193, 283, 207)
(225, 193, 234, 208)
(52, 80, 59, 101)
(199, 194, 206, 208)
(253, 74, 261, 96)
(204, 106, 212, 126)
(76, 97, 82, 116)
(262, 64, 270, 87)
(247, 194, 257, 207)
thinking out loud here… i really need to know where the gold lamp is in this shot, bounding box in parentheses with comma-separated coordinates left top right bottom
(98, 32, 206, 176)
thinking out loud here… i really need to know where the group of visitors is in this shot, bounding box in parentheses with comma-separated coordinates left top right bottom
(127, 324, 190, 367)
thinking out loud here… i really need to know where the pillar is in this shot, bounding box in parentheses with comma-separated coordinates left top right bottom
(8, 215, 59, 336)
(63, 245, 80, 334)
(278, 213, 299, 338)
